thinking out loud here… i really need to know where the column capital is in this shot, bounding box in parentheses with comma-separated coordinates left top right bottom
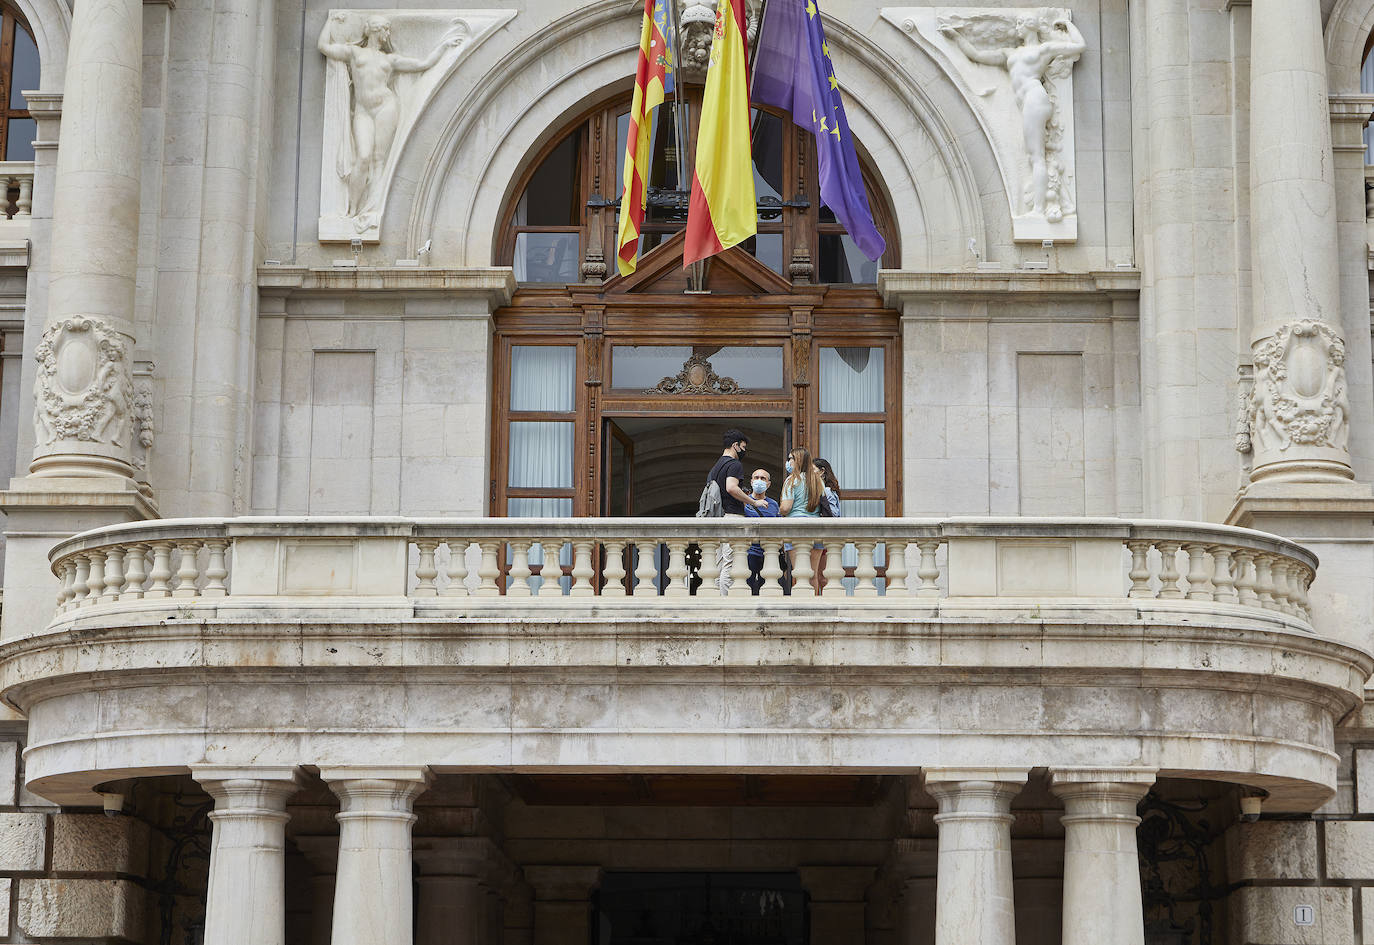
(192, 766, 304, 816)
(321, 767, 432, 821)
(1047, 767, 1156, 788)
(922, 768, 1029, 818)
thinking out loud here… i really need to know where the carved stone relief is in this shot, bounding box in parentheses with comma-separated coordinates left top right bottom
(647, 354, 746, 395)
(33, 317, 134, 451)
(678, 0, 763, 83)
(882, 7, 1084, 242)
(1247, 320, 1350, 454)
(318, 8, 516, 243)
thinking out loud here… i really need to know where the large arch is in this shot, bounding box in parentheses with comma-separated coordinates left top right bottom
(8, 0, 67, 92)
(389, 0, 1003, 270)
(1327, 0, 1374, 91)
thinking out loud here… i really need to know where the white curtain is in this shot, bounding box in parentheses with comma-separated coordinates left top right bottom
(510, 346, 575, 410)
(819, 347, 883, 412)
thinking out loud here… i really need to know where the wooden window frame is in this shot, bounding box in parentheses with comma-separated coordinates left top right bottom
(0, 8, 34, 162)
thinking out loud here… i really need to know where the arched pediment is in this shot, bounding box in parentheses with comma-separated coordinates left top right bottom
(10, 0, 68, 91)
(388, 0, 1004, 269)
(1327, 0, 1374, 91)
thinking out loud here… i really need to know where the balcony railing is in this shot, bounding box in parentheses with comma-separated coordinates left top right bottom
(0, 161, 32, 221)
(44, 517, 1317, 630)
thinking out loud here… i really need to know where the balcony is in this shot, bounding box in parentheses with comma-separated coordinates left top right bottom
(1, 517, 1367, 809)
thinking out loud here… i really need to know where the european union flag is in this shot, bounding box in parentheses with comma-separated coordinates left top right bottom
(753, 0, 886, 261)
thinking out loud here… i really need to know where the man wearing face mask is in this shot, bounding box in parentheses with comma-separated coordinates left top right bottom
(743, 467, 780, 595)
(706, 429, 768, 595)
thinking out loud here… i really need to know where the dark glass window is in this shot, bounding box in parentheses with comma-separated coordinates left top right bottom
(0, 8, 36, 161)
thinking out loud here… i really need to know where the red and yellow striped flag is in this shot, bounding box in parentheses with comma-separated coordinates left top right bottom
(684, 0, 756, 266)
(617, 0, 675, 276)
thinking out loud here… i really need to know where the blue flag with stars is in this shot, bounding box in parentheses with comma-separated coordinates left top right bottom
(753, 0, 886, 261)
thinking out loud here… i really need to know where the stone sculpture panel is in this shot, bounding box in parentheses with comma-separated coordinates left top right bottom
(32, 317, 133, 452)
(317, 8, 516, 243)
(1248, 320, 1350, 455)
(882, 6, 1084, 242)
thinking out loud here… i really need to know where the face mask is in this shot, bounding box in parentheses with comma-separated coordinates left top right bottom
(785, 460, 794, 474)
(752, 479, 768, 494)
(735, 444, 746, 456)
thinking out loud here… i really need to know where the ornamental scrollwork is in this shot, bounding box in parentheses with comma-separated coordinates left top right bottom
(1247, 319, 1349, 453)
(647, 353, 747, 395)
(33, 316, 134, 449)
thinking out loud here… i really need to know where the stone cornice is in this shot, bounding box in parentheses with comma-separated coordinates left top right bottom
(878, 268, 1141, 308)
(257, 265, 516, 307)
(1329, 93, 1374, 125)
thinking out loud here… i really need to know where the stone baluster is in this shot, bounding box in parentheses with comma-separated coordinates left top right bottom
(101, 546, 124, 602)
(1049, 769, 1155, 945)
(923, 768, 1028, 945)
(1232, 550, 1258, 606)
(507, 540, 533, 597)
(54, 559, 74, 613)
(757, 540, 784, 598)
(84, 551, 105, 607)
(1277, 561, 1299, 616)
(822, 540, 846, 597)
(71, 554, 91, 607)
(886, 542, 908, 595)
(174, 541, 202, 597)
(1182, 543, 1212, 601)
(569, 541, 595, 598)
(725, 541, 751, 598)
(790, 538, 815, 598)
(321, 768, 431, 945)
(475, 541, 501, 597)
(1253, 554, 1277, 609)
(601, 541, 626, 597)
(698, 539, 721, 597)
(1205, 546, 1235, 603)
(664, 540, 689, 598)
(854, 540, 879, 597)
(13, 174, 29, 217)
(192, 766, 304, 945)
(204, 540, 228, 597)
(414, 540, 439, 597)
(633, 542, 658, 597)
(915, 540, 941, 598)
(122, 543, 148, 600)
(1154, 542, 1183, 599)
(1297, 568, 1314, 620)
(443, 541, 471, 597)
(1126, 541, 1153, 598)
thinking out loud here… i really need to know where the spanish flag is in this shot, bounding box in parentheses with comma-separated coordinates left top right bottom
(616, 0, 675, 276)
(684, 0, 756, 266)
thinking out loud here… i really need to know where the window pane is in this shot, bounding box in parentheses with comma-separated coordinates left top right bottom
(752, 109, 784, 216)
(518, 132, 580, 225)
(510, 346, 575, 412)
(10, 25, 37, 110)
(818, 232, 878, 284)
(509, 422, 574, 488)
(743, 233, 783, 274)
(819, 422, 884, 490)
(508, 497, 573, 517)
(5, 117, 33, 161)
(513, 232, 580, 283)
(617, 105, 684, 203)
(819, 347, 883, 412)
(613, 345, 783, 391)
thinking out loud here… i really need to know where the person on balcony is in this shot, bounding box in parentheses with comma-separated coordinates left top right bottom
(744, 466, 780, 594)
(780, 447, 825, 592)
(707, 429, 768, 595)
(812, 457, 843, 591)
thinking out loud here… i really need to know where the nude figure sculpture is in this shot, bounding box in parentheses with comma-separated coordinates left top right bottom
(938, 10, 1085, 223)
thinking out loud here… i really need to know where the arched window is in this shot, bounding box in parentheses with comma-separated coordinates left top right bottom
(499, 93, 897, 285)
(0, 6, 37, 161)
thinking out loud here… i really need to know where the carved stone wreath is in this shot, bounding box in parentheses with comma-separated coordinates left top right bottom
(1247, 319, 1349, 453)
(647, 354, 747, 395)
(33, 316, 133, 449)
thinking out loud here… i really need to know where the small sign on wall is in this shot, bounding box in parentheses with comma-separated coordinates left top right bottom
(1294, 904, 1315, 926)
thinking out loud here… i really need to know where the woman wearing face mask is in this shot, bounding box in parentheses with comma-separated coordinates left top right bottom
(778, 447, 825, 591)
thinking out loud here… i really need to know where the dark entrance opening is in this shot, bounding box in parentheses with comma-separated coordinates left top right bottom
(595, 872, 809, 945)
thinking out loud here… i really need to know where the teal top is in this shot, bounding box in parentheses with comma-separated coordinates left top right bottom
(785, 477, 821, 517)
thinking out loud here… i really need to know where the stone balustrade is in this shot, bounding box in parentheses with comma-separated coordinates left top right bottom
(0, 162, 33, 221)
(45, 516, 1317, 628)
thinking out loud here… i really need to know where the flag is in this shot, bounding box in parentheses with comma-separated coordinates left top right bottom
(617, 0, 676, 276)
(753, 0, 886, 260)
(684, 0, 756, 266)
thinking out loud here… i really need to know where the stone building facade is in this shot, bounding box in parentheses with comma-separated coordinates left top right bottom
(0, 0, 1367, 943)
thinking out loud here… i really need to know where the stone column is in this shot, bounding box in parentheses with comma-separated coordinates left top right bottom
(192, 766, 304, 945)
(1049, 769, 1156, 945)
(922, 768, 1028, 945)
(1244, 0, 1354, 486)
(30, 0, 143, 481)
(321, 767, 432, 945)
(798, 866, 877, 945)
(414, 837, 512, 945)
(524, 865, 602, 945)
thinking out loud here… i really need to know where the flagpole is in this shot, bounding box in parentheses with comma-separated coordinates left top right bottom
(665, 0, 689, 201)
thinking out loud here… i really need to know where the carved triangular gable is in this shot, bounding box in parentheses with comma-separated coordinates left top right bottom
(605, 230, 796, 296)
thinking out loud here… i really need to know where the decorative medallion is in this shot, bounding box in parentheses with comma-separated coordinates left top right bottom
(647, 353, 747, 395)
(1247, 319, 1349, 452)
(33, 316, 134, 449)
